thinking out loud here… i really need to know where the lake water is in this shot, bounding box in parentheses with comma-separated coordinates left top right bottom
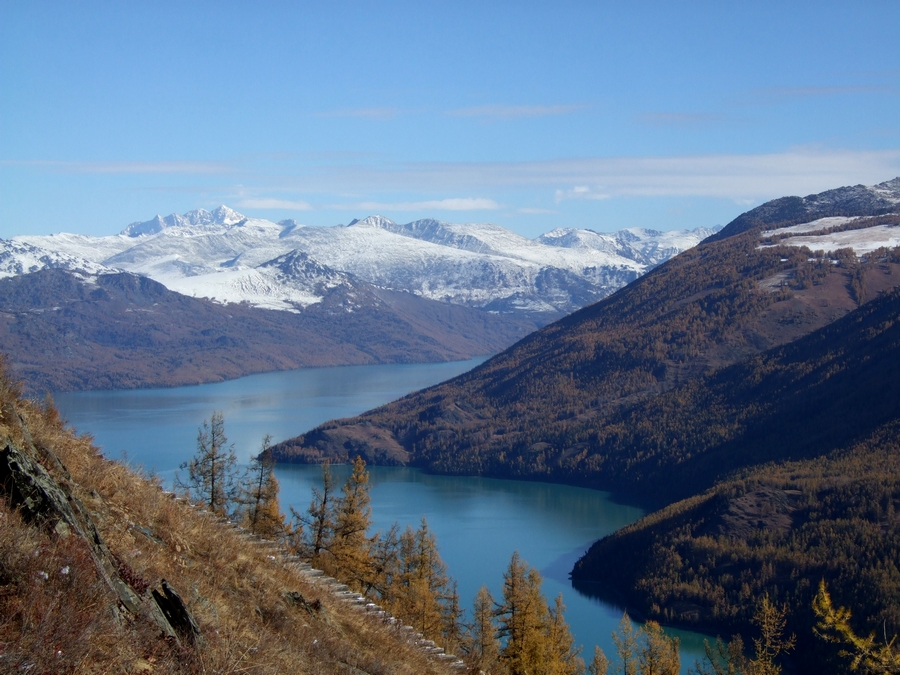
(54, 359, 710, 671)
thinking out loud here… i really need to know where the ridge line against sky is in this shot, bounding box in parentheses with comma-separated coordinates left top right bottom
(2, 3, 899, 238)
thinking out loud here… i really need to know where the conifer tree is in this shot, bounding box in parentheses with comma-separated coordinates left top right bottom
(301, 460, 336, 565)
(176, 411, 240, 516)
(690, 635, 748, 675)
(369, 522, 401, 600)
(330, 455, 374, 590)
(613, 613, 640, 675)
(749, 595, 795, 675)
(240, 434, 285, 537)
(443, 579, 465, 655)
(497, 551, 579, 675)
(389, 518, 460, 645)
(638, 621, 679, 675)
(465, 585, 501, 674)
(546, 594, 584, 675)
(813, 580, 900, 675)
(589, 646, 611, 675)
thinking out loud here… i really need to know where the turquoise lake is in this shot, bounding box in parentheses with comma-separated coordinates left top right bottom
(54, 358, 711, 671)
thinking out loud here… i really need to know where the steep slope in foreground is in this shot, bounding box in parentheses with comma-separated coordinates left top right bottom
(272, 201, 900, 500)
(0, 368, 458, 675)
(0, 269, 531, 393)
(571, 287, 900, 673)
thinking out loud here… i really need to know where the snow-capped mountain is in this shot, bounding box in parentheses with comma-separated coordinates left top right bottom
(12, 208, 717, 319)
(0, 239, 114, 279)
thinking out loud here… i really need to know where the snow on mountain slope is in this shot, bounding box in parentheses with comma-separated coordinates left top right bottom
(164, 250, 363, 312)
(0, 239, 116, 278)
(13, 207, 716, 317)
(765, 216, 900, 255)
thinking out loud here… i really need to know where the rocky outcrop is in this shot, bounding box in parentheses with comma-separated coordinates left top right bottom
(0, 424, 202, 646)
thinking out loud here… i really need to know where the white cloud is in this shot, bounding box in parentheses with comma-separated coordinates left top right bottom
(351, 198, 500, 211)
(236, 198, 313, 210)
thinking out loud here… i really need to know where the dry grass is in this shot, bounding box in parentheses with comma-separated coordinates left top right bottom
(0, 374, 460, 675)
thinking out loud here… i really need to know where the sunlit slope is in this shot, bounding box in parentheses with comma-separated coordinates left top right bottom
(272, 189, 900, 499)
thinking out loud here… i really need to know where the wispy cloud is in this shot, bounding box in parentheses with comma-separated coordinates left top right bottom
(315, 107, 402, 120)
(554, 186, 609, 203)
(447, 104, 589, 120)
(311, 148, 900, 202)
(236, 198, 313, 210)
(349, 198, 500, 212)
(0, 159, 234, 174)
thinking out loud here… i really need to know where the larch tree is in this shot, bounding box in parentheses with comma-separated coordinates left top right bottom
(589, 646, 611, 675)
(497, 551, 578, 675)
(403, 519, 460, 648)
(813, 580, 900, 675)
(546, 593, 584, 675)
(691, 635, 748, 675)
(613, 613, 640, 675)
(176, 411, 240, 517)
(638, 621, 679, 675)
(465, 585, 502, 674)
(240, 434, 285, 538)
(749, 595, 795, 675)
(299, 460, 336, 565)
(329, 455, 374, 591)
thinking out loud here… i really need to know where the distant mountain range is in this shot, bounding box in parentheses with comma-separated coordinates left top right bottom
(10, 209, 716, 319)
(1, 209, 714, 392)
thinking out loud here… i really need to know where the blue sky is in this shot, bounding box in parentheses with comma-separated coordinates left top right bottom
(2, 2, 899, 238)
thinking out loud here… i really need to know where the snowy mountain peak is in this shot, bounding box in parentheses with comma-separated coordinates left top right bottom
(122, 206, 247, 237)
(122, 215, 168, 237)
(348, 215, 397, 229)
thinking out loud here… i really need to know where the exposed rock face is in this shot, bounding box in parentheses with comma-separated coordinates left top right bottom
(0, 423, 200, 645)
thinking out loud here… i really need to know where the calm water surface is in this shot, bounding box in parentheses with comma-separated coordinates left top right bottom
(54, 359, 709, 671)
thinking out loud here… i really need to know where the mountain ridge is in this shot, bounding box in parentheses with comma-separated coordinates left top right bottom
(13, 210, 716, 322)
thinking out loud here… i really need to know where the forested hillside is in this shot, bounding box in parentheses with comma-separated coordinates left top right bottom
(569, 285, 900, 672)
(272, 214, 900, 497)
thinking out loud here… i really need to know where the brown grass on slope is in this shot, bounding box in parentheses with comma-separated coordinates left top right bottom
(0, 365, 459, 675)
